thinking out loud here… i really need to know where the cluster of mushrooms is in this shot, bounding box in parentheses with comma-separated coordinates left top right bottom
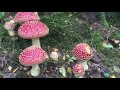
(72, 43, 93, 78)
(4, 12, 49, 77)
(4, 12, 93, 78)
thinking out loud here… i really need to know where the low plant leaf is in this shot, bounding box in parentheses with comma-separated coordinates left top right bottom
(59, 67, 66, 77)
(67, 67, 72, 74)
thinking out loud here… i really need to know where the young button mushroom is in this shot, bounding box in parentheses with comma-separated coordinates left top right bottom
(19, 46, 46, 77)
(4, 20, 15, 36)
(72, 43, 93, 71)
(18, 20, 49, 47)
(73, 64, 85, 78)
(50, 48, 59, 61)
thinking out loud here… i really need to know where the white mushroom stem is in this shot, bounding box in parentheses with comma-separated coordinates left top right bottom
(75, 74, 83, 78)
(31, 38, 41, 77)
(78, 60, 88, 71)
(32, 38, 41, 47)
(8, 30, 15, 37)
(31, 64, 40, 77)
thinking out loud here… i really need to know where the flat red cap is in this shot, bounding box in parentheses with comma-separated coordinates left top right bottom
(18, 20, 49, 39)
(72, 43, 93, 61)
(73, 64, 85, 76)
(19, 46, 46, 66)
(14, 12, 40, 23)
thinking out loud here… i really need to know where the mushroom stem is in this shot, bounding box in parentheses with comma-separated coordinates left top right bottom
(78, 60, 88, 71)
(75, 74, 83, 78)
(32, 38, 41, 47)
(31, 64, 40, 77)
(8, 30, 15, 37)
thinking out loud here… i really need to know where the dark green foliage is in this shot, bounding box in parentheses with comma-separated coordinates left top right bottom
(0, 12, 5, 19)
(98, 12, 109, 29)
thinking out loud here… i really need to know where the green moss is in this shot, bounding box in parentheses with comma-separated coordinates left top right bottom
(98, 12, 109, 29)
(111, 30, 120, 39)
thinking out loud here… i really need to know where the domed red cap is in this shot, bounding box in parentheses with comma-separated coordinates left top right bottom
(14, 12, 40, 23)
(19, 46, 46, 66)
(72, 43, 93, 61)
(18, 20, 49, 39)
(73, 64, 85, 76)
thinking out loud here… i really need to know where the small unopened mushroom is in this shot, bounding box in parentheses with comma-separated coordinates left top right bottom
(73, 64, 85, 78)
(4, 20, 15, 36)
(19, 46, 46, 77)
(50, 48, 59, 61)
(18, 20, 49, 47)
(72, 43, 93, 71)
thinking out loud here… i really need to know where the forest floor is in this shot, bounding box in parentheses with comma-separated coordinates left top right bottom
(0, 12, 120, 78)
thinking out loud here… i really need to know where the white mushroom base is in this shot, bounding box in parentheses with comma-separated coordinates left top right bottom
(8, 30, 15, 37)
(78, 60, 88, 71)
(75, 74, 83, 78)
(31, 64, 40, 77)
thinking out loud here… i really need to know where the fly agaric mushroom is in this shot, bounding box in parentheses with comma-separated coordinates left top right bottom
(4, 20, 15, 36)
(73, 64, 85, 78)
(18, 20, 49, 47)
(14, 12, 40, 24)
(72, 43, 93, 71)
(4, 12, 40, 36)
(19, 46, 46, 77)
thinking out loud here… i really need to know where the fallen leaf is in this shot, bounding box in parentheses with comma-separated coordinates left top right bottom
(67, 67, 72, 74)
(23, 67, 28, 71)
(8, 66, 12, 71)
(113, 66, 120, 73)
(104, 73, 110, 78)
(68, 58, 74, 63)
(63, 54, 66, 60)
(13, 67, 18, 73)
(26, 71, 31, 76)
(59, 67, 66, 77)
(66, 54, 70, 59)
(3, 50, 8, 54)
(110, 75, 116, 78)
(103, 40, 114, 49)
(71, 57, 76, 60)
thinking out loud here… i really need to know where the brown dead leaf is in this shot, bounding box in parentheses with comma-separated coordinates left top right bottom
(13, 67, 18, 73)
(23, 67, 28, 71)
(63, 54, 66, 60)
(26, 71, 31, 76)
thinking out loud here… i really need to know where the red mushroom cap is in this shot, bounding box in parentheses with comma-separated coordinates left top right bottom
(19, 46, 46, 66)
(72, 43, 93, 61)
(18, 20, 49, 39)
(14, 12, 40, 23)
(73, 64, 85, 76)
